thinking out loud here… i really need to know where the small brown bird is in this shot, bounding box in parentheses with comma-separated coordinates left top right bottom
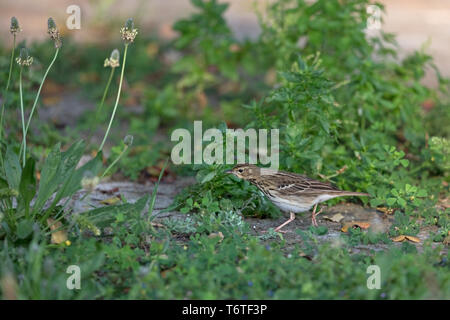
(226, 164, 369, 232)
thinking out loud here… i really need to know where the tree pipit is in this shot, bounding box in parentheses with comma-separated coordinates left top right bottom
(227, 164, 369, 232)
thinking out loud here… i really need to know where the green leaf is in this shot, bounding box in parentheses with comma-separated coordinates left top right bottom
(4, 146, 22, 190)
(56, 147, 101, 200)
(318, 118, 330, 135)
(309, 225, 328, 235)
(400, 159, 409, 167)
(386, 198, 397, 206)
(148, 159, 168, 216)
(18, 157, 36, 216)
(180, 207, 190, 214)
(405, 184, 412, 192)
(16, 219, 34, 239)
(416, 189, 427, 197)
(397, 198, 407, 208)
(200, 170, 216, 184)
(201, 196, 210, 206)
(82, 195, 150, 228)
(297, 55, 306, 70)
(33, 143, 62, 213)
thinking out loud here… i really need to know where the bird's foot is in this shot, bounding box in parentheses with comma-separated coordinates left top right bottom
(271, 212, 295, 234)
(311, 205, 323, 227)
(273, 228, 291, 234)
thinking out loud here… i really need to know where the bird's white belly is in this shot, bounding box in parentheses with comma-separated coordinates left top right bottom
(270, 199, 312, 213)
(269, 194, 340, 213)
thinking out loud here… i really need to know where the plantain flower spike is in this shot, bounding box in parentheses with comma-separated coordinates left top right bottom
(16, 47, 33, 67)
(81, 171, 99, 192)
(10, 16, 21, 35)
(104, 48, 120, 68)
(47, 17, 62, 48)
(120, 18, 138, 44)
(123, 134, 134, 147)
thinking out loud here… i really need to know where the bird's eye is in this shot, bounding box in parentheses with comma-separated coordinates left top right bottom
(238, 169, 243, 173)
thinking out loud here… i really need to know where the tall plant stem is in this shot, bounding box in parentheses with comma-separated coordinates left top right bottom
(86, 66, 115, 147)
(5, 36, 16, 92)
(101, 145, 128, 178)
(99, 67, 115, 117)
(19, 48, 59, 160)
(19, 68, 26, 167)
(98, 44, 128, 152)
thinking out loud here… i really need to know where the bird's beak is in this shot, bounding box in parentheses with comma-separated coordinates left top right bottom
(225, 169, 233, 174)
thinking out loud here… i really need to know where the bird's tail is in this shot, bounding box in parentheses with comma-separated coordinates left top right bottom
(338, 191, 370, 197)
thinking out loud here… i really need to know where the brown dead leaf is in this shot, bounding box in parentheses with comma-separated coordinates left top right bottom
(218, 81, 240, 95)
(341, 221, 371, 233)
(98, 187, 120, 195)
(324, 213, 344, 223)
(377, 207, 395, 215)
(0, 273, 17, 300)
(42, 96, 62, 106)
(79, 72, 99, 84)
(421, 99, 435, 112)
(196, 91, 208, 108)
(392, 235, 421, 243)
(151, 222, 165, 228)
(47, 218, 68, 244)
(392, 235, 406, 242)
(208, 232, 224, 242)
(100, 196, 121, 205)
(90, 150, 98, 158)
(158, 23, 177, 40)
(405, 235, 421, 243)
(443, 234, 450, 246)
(160, 266, 176, 279)
(42, 80, 64, 95)
(229, 44, 240, 52)
(146, 42, 159, 57)
(264, 68, 277, 86)
(299, 251, 313, 261)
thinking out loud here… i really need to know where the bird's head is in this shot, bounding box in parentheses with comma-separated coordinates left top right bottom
(225, 164, 261, 180)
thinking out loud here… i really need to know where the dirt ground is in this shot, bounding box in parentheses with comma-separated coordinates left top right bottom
(71, 175, 443, 254)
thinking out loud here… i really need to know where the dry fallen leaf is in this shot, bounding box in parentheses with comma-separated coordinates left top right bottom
(160, 266, 176, 279)
(208, 232, 224, 242)
(196, 91, 208, 108)
(299, 251, 313, 261)
(377, 207, 395, 215)
(229, 44, 240, 52)
(341, 221, 371, 233)
(151, 222, 165, 228)
(392, 235, 421, 243)
(324, 213, 344, 223)
(146, 42, 159, 57)
(47, 218, 68, 244)
(100, 196, 121, 205)
(98, 187, 120, 195)
(443, 234, 450, 246)
(392, 235, 406, 242)
(42, 96, 62, 106)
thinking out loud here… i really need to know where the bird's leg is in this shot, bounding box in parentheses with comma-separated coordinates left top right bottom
(274, 212, 295, 233)
(311, 204, 323, 227)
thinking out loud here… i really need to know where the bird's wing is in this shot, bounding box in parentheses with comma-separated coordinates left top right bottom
(268, 171, 339, 196)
